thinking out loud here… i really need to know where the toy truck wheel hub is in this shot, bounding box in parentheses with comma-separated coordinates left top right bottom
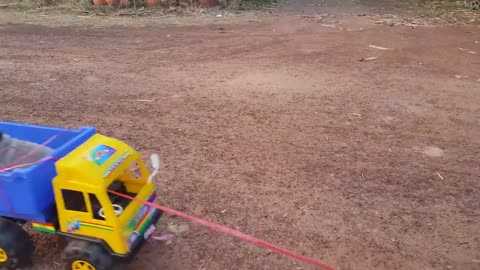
(72, 260, 96, 270)
(0, 248, 7, 262)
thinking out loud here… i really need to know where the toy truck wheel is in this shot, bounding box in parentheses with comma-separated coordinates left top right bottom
(63, 240, 114, 270)
(0, 217, 34, 269)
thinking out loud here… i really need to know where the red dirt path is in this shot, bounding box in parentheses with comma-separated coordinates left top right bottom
(0, 3, 479, 270)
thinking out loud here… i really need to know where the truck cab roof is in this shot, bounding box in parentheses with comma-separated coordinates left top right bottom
(54, 134, 140, 190)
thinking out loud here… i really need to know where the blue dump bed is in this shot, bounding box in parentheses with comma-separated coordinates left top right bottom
(0, 121, 96, 223)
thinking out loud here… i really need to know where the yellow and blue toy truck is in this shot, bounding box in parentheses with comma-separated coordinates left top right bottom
(0, 121, 162, 270)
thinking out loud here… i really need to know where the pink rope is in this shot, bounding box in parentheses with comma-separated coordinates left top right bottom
(108, 189, 336, 270)
(0, 156, 56, 173)
(0, 133, 335, 269)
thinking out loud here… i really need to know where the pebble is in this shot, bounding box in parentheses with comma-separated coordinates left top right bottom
(422, 146, 444, 157)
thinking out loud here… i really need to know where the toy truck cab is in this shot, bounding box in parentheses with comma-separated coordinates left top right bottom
(53, 133, 162, 267)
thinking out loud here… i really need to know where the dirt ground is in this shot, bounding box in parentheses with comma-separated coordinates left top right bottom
(0, 0, 480, 269)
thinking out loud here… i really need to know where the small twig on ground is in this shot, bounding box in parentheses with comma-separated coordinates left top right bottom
(455, 74, 469, 79)
(319, 23, 337, 28)
(436, 172, 444, 181)
(136, 99, 156, 102)
(369, 45, 395, 51)
(459, 48, 477, 54)
(0, 3, 21, 8)
(359, 56, 379, 62)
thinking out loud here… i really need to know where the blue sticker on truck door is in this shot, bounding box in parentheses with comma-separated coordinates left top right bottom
(89, 145, 116, 165)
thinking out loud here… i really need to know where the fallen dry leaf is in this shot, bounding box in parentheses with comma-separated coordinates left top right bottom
(369, 45, 395, 51)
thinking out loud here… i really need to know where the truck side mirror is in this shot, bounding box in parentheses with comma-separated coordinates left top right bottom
(147, 154, 160, 183)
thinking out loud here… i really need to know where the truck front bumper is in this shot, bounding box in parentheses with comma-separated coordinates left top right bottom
(118, 207, 164, 262)
(58, 208, 164, 263)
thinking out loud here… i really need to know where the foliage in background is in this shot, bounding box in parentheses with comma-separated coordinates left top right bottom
(429, 0, 478, 10)
(418, 0, 479, 23)
(10, 0, 210, 10)
(1, 0, 476, 16)
(226, 0, 278, 9)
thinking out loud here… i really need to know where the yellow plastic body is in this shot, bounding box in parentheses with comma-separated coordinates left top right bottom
(53, 133, 156, 255)
(0, 248, 7, 263)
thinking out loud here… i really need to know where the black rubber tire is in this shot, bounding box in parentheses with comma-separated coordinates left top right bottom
(63, 240, 114, 270)
(0, 217, 34, 269)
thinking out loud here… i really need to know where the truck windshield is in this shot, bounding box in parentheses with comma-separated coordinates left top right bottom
(106, 180, 134, 217)
(103, 159, 147, 218)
